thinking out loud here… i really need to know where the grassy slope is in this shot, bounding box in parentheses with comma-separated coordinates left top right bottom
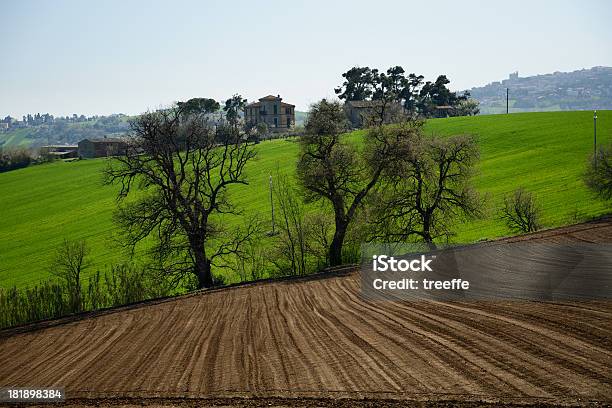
(0, 111, 610, 288)
(422, 111, 610, 241)
(0, 128, 33, 146)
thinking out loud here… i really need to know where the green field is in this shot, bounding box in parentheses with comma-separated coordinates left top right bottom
(1, 111, 610, 288)
(0, 128, 35, 147)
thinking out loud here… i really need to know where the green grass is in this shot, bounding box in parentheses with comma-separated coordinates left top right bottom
(1, 111, 610, 288)
(422, 111, 611, 241)
(0, 128, 34, 147)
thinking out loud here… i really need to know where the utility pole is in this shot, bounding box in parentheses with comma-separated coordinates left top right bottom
(594, 110, 598, 167)
(269, 174, 275, 234)
(506, 88, 509, 114)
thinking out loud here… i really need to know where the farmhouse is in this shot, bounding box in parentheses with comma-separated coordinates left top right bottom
(244, 95, 295, 132)
(78, 138, 127, 158)
(344, 100, 404, 128)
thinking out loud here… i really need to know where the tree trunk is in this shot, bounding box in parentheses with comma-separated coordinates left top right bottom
(422, 215, 437, 250)
(193, 243, 213, 289)
(188, 232, 214, 289)
(329, 221, 347, 267)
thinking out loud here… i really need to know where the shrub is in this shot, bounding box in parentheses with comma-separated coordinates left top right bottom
(0, 147, 32, 172)
(499, 188, 542, 234)
(584, 144, 612, 202)
(0, 281, 71, 329)
(0, 264, 172, 329)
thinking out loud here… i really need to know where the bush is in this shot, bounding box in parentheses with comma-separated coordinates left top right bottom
(105, 264, 173, 306)
(584, 144, 612, 202)
(0, 147, 32, 172)
(0, 264, 172, 329)
(0, 281, 70, 329)
(454, 99, 480, 116)
(499, 188, 542, 234)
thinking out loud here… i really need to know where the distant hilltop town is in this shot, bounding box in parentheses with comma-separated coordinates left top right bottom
(0, 113, 128, 132)
(469, 66, 612, 114)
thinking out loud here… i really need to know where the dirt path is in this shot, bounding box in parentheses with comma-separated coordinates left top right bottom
(1, 219, 611, 407)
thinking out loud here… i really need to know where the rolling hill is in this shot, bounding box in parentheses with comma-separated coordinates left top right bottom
(0, 111, 610, 288)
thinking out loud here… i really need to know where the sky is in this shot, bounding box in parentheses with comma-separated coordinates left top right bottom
(1, 0, 611, 118)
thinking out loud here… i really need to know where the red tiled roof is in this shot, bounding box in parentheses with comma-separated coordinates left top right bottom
(259, 95, 280, 101)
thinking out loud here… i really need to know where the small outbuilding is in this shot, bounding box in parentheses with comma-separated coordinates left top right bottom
(434, 105, 455, 118)
(40, 145, 78, 159)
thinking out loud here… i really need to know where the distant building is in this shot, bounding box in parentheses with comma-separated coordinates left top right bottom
(244, 95, 295, 132)
(0, 123, 8, 131)
(344, 100, 404, 128)
(78, 138, 127, 158)
(434, 105, 455, 118)
(40, 145, 78, 159)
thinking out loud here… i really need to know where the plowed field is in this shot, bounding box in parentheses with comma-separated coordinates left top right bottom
(1, 219, 611, 407)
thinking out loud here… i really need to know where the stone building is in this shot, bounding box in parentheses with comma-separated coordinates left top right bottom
(244, 95, 295, 132)
(78, 138, 127, 158)
(344, 100, 404, 128)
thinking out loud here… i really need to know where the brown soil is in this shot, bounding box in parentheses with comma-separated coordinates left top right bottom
(1, 219, 611, 407)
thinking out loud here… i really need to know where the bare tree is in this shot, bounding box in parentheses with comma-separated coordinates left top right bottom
(296, 99, 408, 266)
(585, 144, 612, 202)
(233, 239, 269, 282)
(104, 103, 258, 289)
(272, 173, 308, 276)
(499, 188, 542, 233)
(372, 131, 481, 247)
(304, 212, 334, 268)
(52, 239, 90, 312)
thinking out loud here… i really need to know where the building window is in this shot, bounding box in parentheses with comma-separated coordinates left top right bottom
(286, 118, 291, 128)
(273, 104, 277, 115)
(274, 117, 278, 127)
(286, 107, 291, 114)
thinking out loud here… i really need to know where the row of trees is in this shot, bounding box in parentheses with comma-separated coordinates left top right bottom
(334, 66, 480, 118)
(104, 97, 483, 288)
(103, 91, 612, 290)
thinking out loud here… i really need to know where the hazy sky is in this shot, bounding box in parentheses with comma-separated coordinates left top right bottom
(1, 0, 611, 117)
